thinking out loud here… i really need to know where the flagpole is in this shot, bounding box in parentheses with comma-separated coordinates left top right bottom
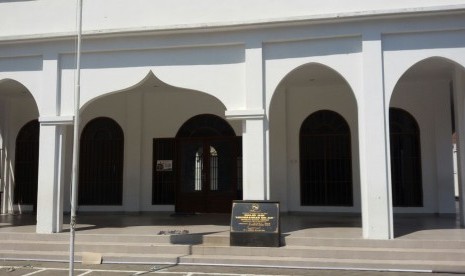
(70, 0, 83, 275)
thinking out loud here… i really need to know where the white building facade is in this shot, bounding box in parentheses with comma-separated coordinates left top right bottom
(1, 0, 465, 240)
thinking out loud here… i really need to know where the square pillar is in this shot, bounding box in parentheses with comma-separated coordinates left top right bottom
(123, 93, 142, 212)
(359, 33, 393, 239)
(0, 100, 11, 214)
(226, 110, 267, 200)
(225, 41, 269, 201)
(36, 116, 72, 233)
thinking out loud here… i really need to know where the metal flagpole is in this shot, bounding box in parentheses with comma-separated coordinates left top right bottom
(70, 0, 83, 275)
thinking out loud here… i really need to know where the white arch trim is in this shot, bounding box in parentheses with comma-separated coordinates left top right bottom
(267, 60, 360, 115)
(0, 78, 40, 115)
(384, 53, 465, 103)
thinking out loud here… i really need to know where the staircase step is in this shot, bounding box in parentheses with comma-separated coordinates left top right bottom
(283, 236, 465, 249)
(190, 245, 465, 261)
(0, 232, 207, 245)
(0, 240, 190, 254)
(1, 232, 464, 271)
(178, 254, 465, 272)
(0, 250, 74, 262)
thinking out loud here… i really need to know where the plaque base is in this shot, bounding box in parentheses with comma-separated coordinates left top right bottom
(230, 232, 280, 247)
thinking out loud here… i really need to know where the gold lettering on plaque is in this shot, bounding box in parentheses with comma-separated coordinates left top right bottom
(234, 203, 276, 232)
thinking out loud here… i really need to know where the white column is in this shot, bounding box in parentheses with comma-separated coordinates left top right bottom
(36, 118, 72, 234)
(434, 84, 455, 214)
(453, 67, 465, 226)
(226, 41, 268, 200)
(227, 110, 267, 200)
(359, 32, 393, 239)
(123, 93, 142, 212)
(36, 51, 73, 233)
(0, 101, 9, 214)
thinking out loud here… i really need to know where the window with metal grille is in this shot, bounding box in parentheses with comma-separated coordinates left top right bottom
(300, 110, 353, 206)
(14, 119, 39, 207)
(79, 117, 124, 205)
(389, 108, 423, 207)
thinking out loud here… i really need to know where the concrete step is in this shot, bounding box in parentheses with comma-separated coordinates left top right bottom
(177, 254, 465, 272)
(1, 232, 464, 271)
(190, 245, 465, 262)
(203, 234, 465, 250)
(3, 238, 464, 263)
(11, 232, 198, 246)
(0, 250, 183, 264)
(283, 236, 465, 249)
(0, 250, 73, 262)
(0, 240, 190, 255)
(3, 232, 465, 250)
(1, 249, 464, 272)
(0, 232, 207, 245)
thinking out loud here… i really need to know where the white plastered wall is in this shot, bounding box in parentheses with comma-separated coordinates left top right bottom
(1, 0, 464, 38)
(59, 45, 245, 116)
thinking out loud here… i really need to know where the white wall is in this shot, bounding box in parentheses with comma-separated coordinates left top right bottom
(1, 0, 464, 39)
(60, 45, 245, 116)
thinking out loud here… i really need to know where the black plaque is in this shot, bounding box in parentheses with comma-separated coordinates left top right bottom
(230, 200, 280, 247)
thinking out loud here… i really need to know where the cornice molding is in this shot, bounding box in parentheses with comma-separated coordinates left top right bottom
(1, 5, 465, 44)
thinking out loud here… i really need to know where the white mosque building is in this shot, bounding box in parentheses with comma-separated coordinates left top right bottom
(1, 0, 465, 240)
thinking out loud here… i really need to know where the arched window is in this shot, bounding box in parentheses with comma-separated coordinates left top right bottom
(14, 120, 39, 207)
(300, 110, 353, 206)
(389, 108, 423, 207)
(79, 117, 124, 205)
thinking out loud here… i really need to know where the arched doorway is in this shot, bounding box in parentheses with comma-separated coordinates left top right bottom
(389, 108, 423, 207)
(175, 114, 241, 213)
(299, 110, 353, 206)
(389, 57, 459, 215)
(14, 120, 39, 210)
(269, 62, 359, 213)
(79, 117, 124, 205)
